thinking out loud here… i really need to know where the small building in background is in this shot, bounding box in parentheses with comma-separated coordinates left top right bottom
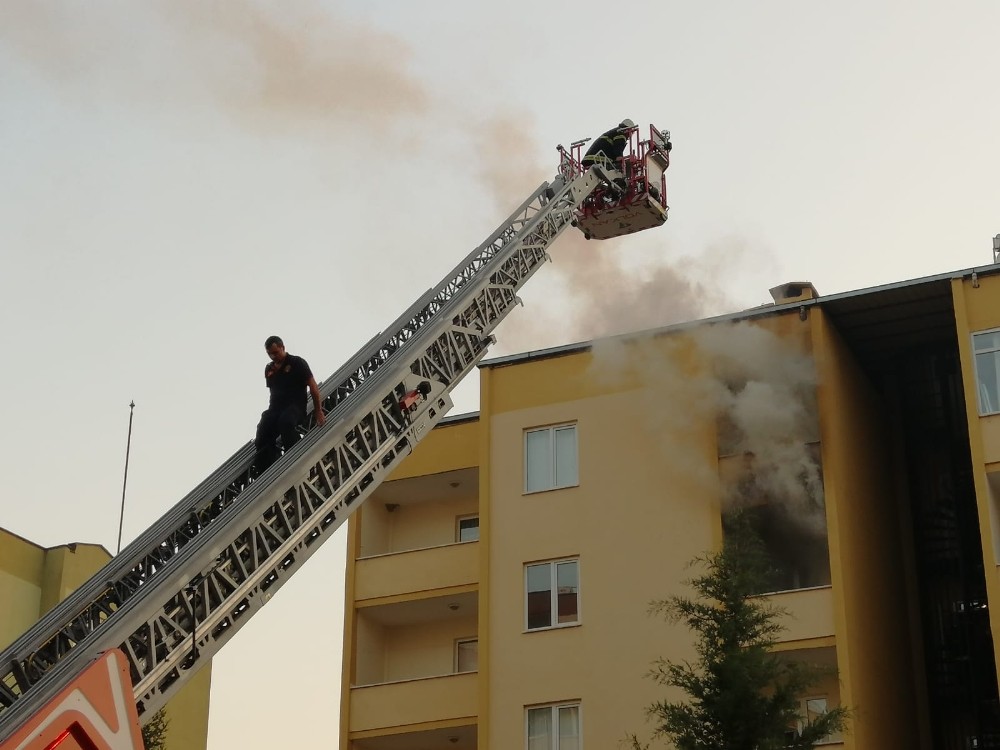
(0, 527, 213, 749)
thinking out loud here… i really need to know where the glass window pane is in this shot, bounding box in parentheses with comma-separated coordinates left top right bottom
(556, 561, 579, 624)
(805, 697, 827, 721)
(527, 707, 552, 750)
(977, 351, 1000, 414)
(527, 564, 552, 629)
(526, 430, 552, 492)
(558, 705, 580, 750)
(553, 427, 578, 488)
(458, 516, 480, 542)
(974, 331, 1000, 352)
(456, 639, 478, 672)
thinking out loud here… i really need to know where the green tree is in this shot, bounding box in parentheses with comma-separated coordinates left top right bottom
(632, 511, 848, 750)
(141, 708, 169, 750)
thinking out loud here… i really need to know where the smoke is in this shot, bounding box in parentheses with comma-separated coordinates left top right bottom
(695, 322, 826, 536)
(0, 1, 429, 136)
(471, 112, 549, 214)
(1, 3, 740, 346)
(466, 114, 752, 354)
(588, 320, 826, 538)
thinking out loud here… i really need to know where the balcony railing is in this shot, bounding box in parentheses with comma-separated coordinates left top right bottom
(350, 671, 478, 733)
(355, 541, 479, 601)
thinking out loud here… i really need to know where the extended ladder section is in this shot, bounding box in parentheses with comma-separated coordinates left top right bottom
(0, 164, 608, 742)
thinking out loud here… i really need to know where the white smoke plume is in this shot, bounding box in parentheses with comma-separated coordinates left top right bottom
(588, 320, 827, 537)
(695, 321, 825, 535)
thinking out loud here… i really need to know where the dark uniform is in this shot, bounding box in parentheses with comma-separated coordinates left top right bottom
(582, 125, 630, 170)
(253, 353, 315, 471)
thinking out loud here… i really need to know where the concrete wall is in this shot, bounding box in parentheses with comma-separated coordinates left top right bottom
(954, 274, 1000, 688)
(812, 308, 924, 748)
(384, 614, 478, 682)
(483, 337, 719, 750)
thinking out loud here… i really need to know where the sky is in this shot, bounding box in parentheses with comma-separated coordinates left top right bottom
(2, 1, 1000, 747)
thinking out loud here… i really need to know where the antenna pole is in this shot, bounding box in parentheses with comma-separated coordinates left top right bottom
(116, 400, 135, 555)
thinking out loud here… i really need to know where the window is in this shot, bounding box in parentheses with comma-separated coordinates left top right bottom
(525, 424, 578, 493)
(456, 515, 480, 542)
(526, 559, 579, 630)
(526, 703, 580, 750)
(786, 696, 841, 744)
(719, 446, 831, 593)
(455, 638, 478, 672)
(974, 329, 1000, 415)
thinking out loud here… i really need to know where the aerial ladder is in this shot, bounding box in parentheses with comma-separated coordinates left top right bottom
(0, 123, 671, 750)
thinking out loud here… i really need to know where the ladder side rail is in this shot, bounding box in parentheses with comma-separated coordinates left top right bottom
(0, 183, 553, 696)
(312, 191, 549, 415)
(119, 168, 596, 719)
(0, 361, 444, 739)
(0, 442, 260, 701)
(0, 169, 601, 737)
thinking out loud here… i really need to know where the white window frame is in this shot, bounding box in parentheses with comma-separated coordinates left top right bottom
(787, 695, 841, 745)
(456, 514, 480, 542)
(525, 702, 581, 750)
(974, 328, 1000, 416)
(454, 637, 478, 673)
(524, 558, 581, 632)
(524, 423, 579, 494)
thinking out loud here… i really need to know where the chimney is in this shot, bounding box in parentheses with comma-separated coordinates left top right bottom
(769, 281, 818, 304)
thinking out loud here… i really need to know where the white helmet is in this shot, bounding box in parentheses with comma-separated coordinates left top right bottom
(619, 119, 635, 129)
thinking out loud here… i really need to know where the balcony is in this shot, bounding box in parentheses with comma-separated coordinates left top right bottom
(351, 723, 476, 750)
(766, 586, 836, 645)
(350, 671, 477, 735)
(355, 590, 478, 687)
(360, 467, 479, 558)
(355, 541, 478, 602)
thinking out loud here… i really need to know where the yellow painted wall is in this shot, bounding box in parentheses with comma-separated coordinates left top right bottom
(484, 334, 721, 749)
(355, 612, 387, 685)
(766, 586, 836, 643)
(389, 418, 479, 480)
(359, 498, 392, 557)
(811, 309, 925, 748)
(388, 497, 479, 552)
(342, 306, 942, 747)
(0, 528, 212, 749)
(354, 541, 478, 601)
(0, 533, 44, 650)
(981, 416, 1000, 465)
(384, 614, 478, 681)
(359, 495, 478, 557)
(349, 672, 478, 733)
(953, 274, 1000, 686)
(162, 663, 213, 750)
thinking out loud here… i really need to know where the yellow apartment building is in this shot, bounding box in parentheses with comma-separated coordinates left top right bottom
(340, 264, 1000, 750)
(0, 527, 213, 749)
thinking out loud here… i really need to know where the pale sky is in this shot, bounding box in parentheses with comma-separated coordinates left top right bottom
(2, 2, 999, 747)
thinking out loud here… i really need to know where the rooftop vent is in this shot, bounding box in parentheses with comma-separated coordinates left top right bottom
(769, 281, 819, 304)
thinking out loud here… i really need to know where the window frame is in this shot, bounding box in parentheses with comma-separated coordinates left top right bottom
(454, 637, 478, 673)
(524, 558, 581, 632)
(524, 423, 580, 494)
(525, 701, 582, 750)
(456, 514, 480, 542)
(787, 695, 841, 745)
(973, 327, 1000, 416)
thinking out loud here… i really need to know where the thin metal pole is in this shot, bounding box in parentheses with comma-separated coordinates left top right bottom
(117, 400, 135, 555)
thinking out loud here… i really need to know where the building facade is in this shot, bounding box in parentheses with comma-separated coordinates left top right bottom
(0, 527, 212, 749)
(339, 264, 1000, 750)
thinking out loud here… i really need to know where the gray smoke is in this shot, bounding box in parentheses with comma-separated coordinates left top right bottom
(588, 320, 826, 536)
(0, 1, 429, 136)
(695, 322, 826, 536)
